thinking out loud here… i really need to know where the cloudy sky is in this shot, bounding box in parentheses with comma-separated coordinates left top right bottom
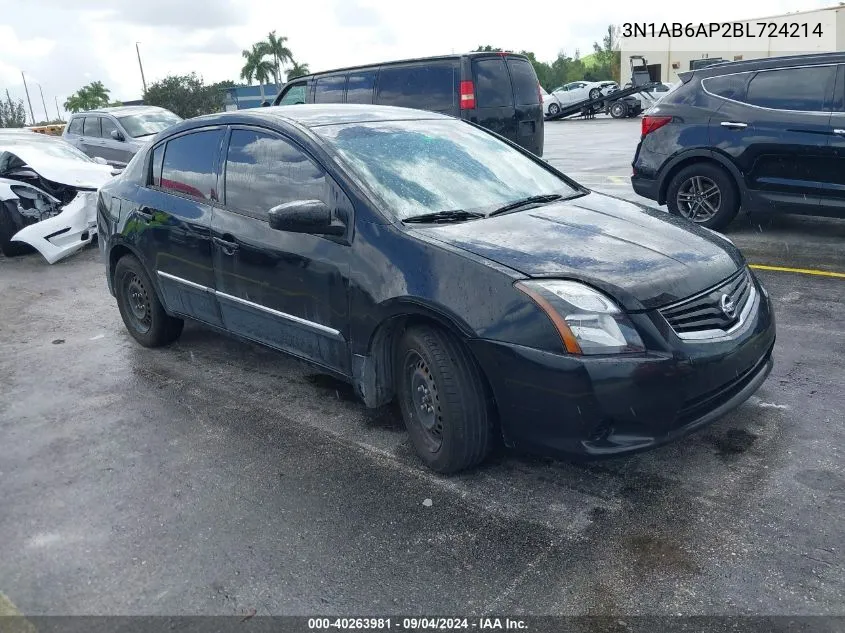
(0, 0, 832, 120)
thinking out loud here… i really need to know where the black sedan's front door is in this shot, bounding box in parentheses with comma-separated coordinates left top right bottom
(211, 127, 352, 375)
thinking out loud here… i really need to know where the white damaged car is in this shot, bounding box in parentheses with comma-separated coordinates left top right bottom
(0, 132, 114, 263)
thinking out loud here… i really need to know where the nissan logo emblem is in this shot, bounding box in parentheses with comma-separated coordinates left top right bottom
(720, 293, 736, 318)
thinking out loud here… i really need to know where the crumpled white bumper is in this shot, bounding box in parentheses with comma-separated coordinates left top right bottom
(11, 191, 98, 264)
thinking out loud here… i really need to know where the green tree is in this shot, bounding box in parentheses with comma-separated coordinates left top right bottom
(0, 93, 27, 127)
(262, 31, 293, 88)
(591, 25, 621, 82)
(63, 81, 111, 113)
(473, 45, 503, 52)
(286, 60, 310, 80)
(240, 44, 275, 102)
(144, 73, 226, 118)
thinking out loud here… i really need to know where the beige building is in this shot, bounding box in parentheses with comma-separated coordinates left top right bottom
(620, 5, 845, 85)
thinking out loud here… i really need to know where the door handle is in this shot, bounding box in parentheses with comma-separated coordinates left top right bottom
(213, 235, 239, 255)
(720, 121, 748, 129)
(833, 129, 845, 136)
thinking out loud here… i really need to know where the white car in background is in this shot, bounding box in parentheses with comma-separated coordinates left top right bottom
(540, 87, 563, 117)
(0, 132, 114, 263)
(551, 80, 618, 106)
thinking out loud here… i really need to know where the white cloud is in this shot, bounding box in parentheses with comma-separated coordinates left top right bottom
(0, 0, 831, 120)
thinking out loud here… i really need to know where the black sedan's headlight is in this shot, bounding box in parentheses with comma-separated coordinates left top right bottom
(516, 280, 645, 355)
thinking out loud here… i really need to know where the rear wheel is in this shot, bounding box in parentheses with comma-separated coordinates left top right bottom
(114, 255, 183, 347)
(548, 102, 560, 116)
(609, 101, 628, 119)
(666, 163, 739, 230)
(395, 325, 492, 473)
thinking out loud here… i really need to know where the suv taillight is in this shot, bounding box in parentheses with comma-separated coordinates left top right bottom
(641, 115, 672, 137)
(537, 81, 542, 104)
(460, 80, 476, 110)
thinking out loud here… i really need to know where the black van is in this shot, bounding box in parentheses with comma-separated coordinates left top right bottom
(273, 52, 544, 156)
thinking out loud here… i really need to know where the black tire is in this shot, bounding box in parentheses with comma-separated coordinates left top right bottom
(395, 325, 492, 473)
(114, 255, 183, 347)
(666, 162, 740, 230)
(548, 102, 560, 117)
(0, 203, 33, 257)
(589, 87, 602, 100)
(609, 101, 628, 119)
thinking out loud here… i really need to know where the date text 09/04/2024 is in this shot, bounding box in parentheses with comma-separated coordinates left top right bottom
(308, 618, 528, 630)
(622, 22, 824, 38)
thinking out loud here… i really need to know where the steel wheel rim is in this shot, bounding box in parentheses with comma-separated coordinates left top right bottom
(123, 273, 152, 334)
(677, 176, 721, 223)
(611, 103, 624, 117)
(405, 351, 442, 453)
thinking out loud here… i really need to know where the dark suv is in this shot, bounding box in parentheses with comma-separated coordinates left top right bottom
(631, 52, 845, 229)
(273, 52, 544, 156)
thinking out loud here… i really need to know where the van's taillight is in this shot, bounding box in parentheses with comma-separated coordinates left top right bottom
(537, 81, 542, 104)
(460, 80, 476, 110)
(641, 115, 672, 137)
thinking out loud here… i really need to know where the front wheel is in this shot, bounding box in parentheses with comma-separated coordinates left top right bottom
(589, 88, 602, 100)
(548, 102, 560, 116)
(395, 325, 493, 473)
(666, 163, 740, 230)
(114, 255, 184, 347)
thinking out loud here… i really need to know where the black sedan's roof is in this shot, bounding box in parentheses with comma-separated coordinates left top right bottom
(174, 104, 451, 134)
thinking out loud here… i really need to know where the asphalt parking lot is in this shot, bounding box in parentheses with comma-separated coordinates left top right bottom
(1, 118, 844, 618)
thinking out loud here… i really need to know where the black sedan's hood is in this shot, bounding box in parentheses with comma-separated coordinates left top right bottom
(411, 192, 744, 310)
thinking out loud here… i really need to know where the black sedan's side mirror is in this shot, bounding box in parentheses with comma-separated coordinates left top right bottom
(111, 129, 125, 142)
(268, 200, 346, 236)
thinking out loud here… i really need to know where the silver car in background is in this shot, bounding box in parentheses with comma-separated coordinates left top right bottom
(62, 106, 182, 169)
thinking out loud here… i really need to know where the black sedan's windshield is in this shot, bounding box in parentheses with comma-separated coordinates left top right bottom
(315, 119, 578, 220)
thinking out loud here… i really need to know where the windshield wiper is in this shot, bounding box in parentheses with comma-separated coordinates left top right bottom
(488, 193, 571, 217)
(403, 210, 485, 224)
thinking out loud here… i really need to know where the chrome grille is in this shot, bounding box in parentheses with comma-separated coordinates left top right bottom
(660, 269, 754, 337)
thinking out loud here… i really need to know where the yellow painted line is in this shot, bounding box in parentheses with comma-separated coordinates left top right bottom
(750, 264, 845, 279)
(0, 591, 37, 633)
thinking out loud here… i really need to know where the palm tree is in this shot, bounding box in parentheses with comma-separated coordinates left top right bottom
(263, 31, 293, 89)
(240, 44, 275, 102)
(286, 60, 310, 80)
(86, 81, 110, 107)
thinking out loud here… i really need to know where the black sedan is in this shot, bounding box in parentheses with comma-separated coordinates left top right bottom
(97, 104, 775, 473)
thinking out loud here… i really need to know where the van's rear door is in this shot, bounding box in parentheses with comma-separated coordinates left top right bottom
(504, 56, 544, 156)
(469, 56, 517, 145)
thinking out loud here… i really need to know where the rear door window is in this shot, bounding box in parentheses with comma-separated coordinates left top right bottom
(506, 58, 540, 105)
(68, 117, 84, 135)
(83, 117, 101, 137)
(159, 129, 224, 201)
(314, 75, 347, 104)
(376, 64, 455, 111)
(346, 71, 377, 104)
(473, 58, 514, 107)
(744, 66, 835, 111)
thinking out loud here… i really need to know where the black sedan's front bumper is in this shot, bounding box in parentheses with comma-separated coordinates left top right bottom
(468, 282, 776, 458)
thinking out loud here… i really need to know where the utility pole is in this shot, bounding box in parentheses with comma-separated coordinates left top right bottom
(37, 84, 48, 122)
(55, 96, 61, 120)
(21, 71, 35, 125)
(136, 42, 147, 94)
